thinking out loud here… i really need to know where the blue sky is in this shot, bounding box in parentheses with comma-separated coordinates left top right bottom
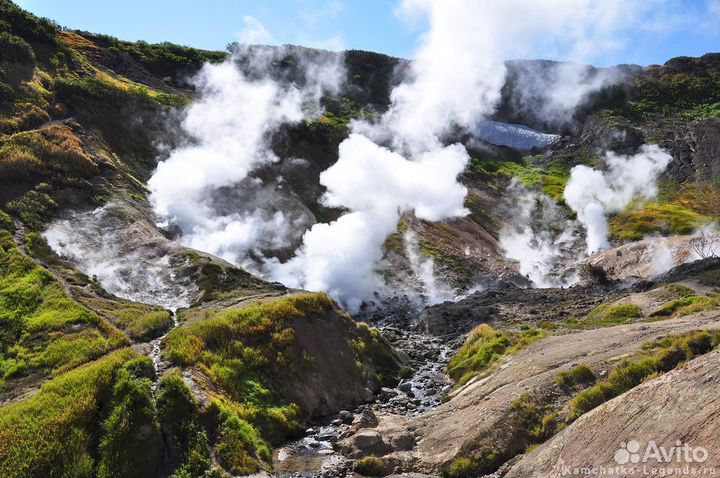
(15, 0, 720, 66)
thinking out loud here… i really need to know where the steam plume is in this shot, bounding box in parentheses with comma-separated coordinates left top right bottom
(499, 181, 582, 287)
(563, 144, 672, 255)
(147, 1, 671, 311)
(43, 203, 197, 310)
(403, 230, 454, 304)
(148, 46, 343, 267)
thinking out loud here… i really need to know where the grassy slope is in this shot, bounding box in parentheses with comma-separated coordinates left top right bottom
(0, 219, 127, 394)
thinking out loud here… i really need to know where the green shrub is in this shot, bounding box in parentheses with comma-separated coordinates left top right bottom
(355, 456, 387, 476)
(579, 303, 643, 328)
(568, 331, 720, 421)
(610, 202, 707, 241)
(213, 402, 268, 476)
(447, 325, 545, 385)
(157, 373, 211, 477)
(0, 32, 35, 84)
(650, 296, 718, 319)
(556, 364, 596, 388)
(445, 457, 474, 478)
(97, 360, 162, 478)
(0, 348, 137, 478)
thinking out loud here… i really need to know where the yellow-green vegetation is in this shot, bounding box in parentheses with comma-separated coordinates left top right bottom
(53, 75, 188, 117)
(355, 456, 387, 476)
(610, 202, 708, 241)
(0, 229, 126, 390)
(210, 399, 275, 475)
(567, 330, 720, 421)
(447, 324, 545, 386)
(650, 295, 718, 319)
(502, 156, 571, 202)
(445, 392, 547, 478)
(569, 303, 643, 328)
(164, 293, 400, 474)
(165, 294, 342, 471)
(467, 154, 571, 202)
(0, 123, 97, 181)
(97, 356, 162, 478)
(556, 364, 596, 389)
(353, 321, 404, 387)
(0, 348, 138, 478)
(78, 297, 172, 340)
(156, 373, 212, 478)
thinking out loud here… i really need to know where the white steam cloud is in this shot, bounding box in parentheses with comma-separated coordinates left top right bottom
(148, 46, 343, 268)
(563, 144, 672, 255)
(267, 135, 469, 311)
(403, 230, 455, 304)
(145, 0, 677, 311)
(43, 203, 197, 310)
(508, 61, 631, 129)
(270, 0, 649, 310)
(499, 181, 582, 287)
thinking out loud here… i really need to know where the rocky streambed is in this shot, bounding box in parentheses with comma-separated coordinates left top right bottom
(272, 302, 460, 478)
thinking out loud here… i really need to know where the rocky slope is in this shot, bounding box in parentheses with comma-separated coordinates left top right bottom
(2, 1, 720, 477)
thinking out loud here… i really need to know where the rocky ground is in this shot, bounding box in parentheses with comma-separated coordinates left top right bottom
(268, 257, 720, 478)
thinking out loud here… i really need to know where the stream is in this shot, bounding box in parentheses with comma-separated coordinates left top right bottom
(150, 310, 180, 391)
(272, 299, 461, 478)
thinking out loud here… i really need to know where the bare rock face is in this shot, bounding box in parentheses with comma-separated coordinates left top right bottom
(506, 349, 720, 477)
(582, 235, 699, 282)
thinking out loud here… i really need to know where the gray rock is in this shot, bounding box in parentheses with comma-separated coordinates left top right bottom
(353, 408, 379, 428)
(339, 410, 354, 424)
(398, 381, 413, 393)
(353, 430, 383, 450)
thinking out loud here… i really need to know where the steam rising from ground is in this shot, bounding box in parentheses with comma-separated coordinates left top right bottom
(148, 46, 343, 267)
(144, 0, 674, 310)
(506, 61, 633, 129)
(564, 145, 672, 254)
(499, 181, 582, 287)
(270, 0, 646, 309)
(403, 230, 455, 304)
(44, 204, 197, 310)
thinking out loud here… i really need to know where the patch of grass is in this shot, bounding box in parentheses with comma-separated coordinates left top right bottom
(355, 456, 387, 476)
(0, 229, 126, 386)
(211, 399, 272, 476)
(649, 295, 718, 319)
(567, 330, 720, 422)
(610, 202, 708, 241)
(13, 123, 93, 171)
(353, 322, 403, 387)
(556, 364, 596, 389)
(574, 303, 643, 328)
(5, 185, 57, 230)
(445, 392, 546, 477)
(447, 325, 545, 385)
(664, 284, 696, 298)
(0, 348, 138, 478)
(79, 297, 172, 340)
(53, 75, 187, 117)
(166, 294, 346, 452)
(502, 157, 571, 202)
(97, 357, 162, 478)
(156, 373, 211, 478)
